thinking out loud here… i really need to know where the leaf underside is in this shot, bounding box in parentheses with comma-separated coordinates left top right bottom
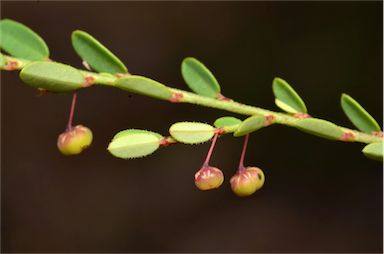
(341, 93, 381, 133)
(19, 61, 84, 92)
(362, 142, 383, 161)
(169, 122, 215, 144)
(214, 116, 242, 128)
(295, 118, 343, 140)
(108, 132, 161, 159)
(113, 129, 163, 141)
(115, 75, 172, 100)
(234, 115, 265, 137)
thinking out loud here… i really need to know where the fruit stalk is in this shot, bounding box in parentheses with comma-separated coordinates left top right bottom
(67, 92, 77, 131)
(202, 133, 219, 167)
(238, 134, 250, 171)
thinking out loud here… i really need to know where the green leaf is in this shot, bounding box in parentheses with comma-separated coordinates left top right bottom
(0, 19, 49, 60)
(362, 142, 383, 161)
(20, 61, 84, 92)
(214, 116, 242, 128)
(169, 122, 215, 144)
(115, 75, 172, 100)
(0, 53, 4, 68)
(108, 131, 161, 159)
(295, 118, 343, 140)
(341, 94, 381, 133)
(113, 129, 163, 141)
(181, 57, 221, 98)
(71, 30, 128, 74)
(234, 115, 265, 137)
(272, 78, 307, 114)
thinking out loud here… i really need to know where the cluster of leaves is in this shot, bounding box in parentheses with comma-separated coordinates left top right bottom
(0, 19, 382, 162)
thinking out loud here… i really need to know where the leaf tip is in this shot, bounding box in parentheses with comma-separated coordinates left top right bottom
(340, 93, 350, 101)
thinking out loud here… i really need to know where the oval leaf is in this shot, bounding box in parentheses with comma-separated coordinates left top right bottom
(108, 132, 161, 159)
(20, 61, 84, 92)
(234, 115, 265, 137)
(113, 129, 163, 141)
(181, 57, 221, 98)
(169, 122, 215, 144)
(295, 118, 343, 140)
(214, 116, 242, 128)
(71, 30, 128, 74)
(0, 19, 49, 60)
(341, 94, 381, 133)
(272, 78, 307, 113)
(115, 75, 172, 100)
(362, 142, 383, 161)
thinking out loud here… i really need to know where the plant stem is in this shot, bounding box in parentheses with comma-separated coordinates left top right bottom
(1, 55, 382, 144)
(203, 133, 219, 167)
(238, 134, 250, 171)
(67, 92, 77, 131)
(169, 88, 382, 144)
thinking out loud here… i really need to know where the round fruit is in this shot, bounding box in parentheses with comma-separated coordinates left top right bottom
(230, 167, 265, 197)
(57, 125, 93, 155)
(195, 166, 224, 190)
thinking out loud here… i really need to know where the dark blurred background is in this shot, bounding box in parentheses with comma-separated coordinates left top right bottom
(1, 1, 383, 253)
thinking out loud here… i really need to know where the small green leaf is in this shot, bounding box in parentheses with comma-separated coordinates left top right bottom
(113, 129, 163, 141)
(71, 30, 128, 74)
(341, 94, 381, 133)
(272, 78, 307, 113)
(295, 118, 343, 140)
(181, 57, 221, 98)
(214, 116, 242, 128)
(362, 142, 383, 161)
(108, 131, 161, 159)
(115, 75, 172, 100)
(0, 19, 49, 60)
(20, 61, 84, 92)
(169, 122, 215, 144)
(234, 115, 265, 137)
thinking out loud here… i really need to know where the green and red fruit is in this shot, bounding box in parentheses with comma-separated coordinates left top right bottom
(230, 167, 265, 197)
(57, 125, 93, 155)
(195, 166, 224, 190)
